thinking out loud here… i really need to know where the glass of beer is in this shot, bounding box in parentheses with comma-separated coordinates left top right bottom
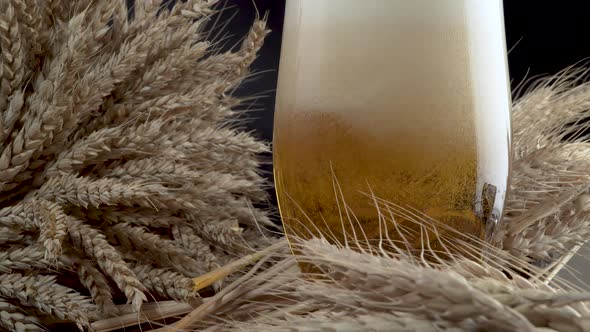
(273, 0, 512, 253)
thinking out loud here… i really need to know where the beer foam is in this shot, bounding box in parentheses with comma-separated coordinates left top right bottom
(277, 0, 472, 137)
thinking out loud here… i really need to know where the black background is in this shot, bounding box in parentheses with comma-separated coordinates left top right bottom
(221, 1, 590, 207)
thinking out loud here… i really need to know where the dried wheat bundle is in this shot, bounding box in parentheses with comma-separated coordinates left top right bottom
(0, 0, 275, 330)
(143, 70, 590, 331)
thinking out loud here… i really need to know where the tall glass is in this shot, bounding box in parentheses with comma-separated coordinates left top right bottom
(273, 0, 512, 252)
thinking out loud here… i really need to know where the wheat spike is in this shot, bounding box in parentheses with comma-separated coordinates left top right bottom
(132, 264, 196, 302)
(188, 17, 269, 94)
(172, 224, 223, 289)
(108, 223, 208, 277)
(0, 90, 24, 144)
(0, 298, 42, 332)
(0, 245, 50, 273)
(0, 202, 39, 230)
(67, 217, 147, 311)
(41, 126, 124, 180)
(80, 207, 184, 228)
(0, 273, 93, 329)
(185, 213, 244, 245)
(76, 259, 118, 318)
(226, 312, 465, 332)
(109, 0, 129, 48)
(0, 226, 25, 244)
(121, 42, 210, 105)
(493, 73, 590, 264)
(294, 239, 535, 331)
(11, 0, 42, 58)
(36, 200, 67, 259)
(0, 1, 26, 113)
(0, 3, 116, 186)
(38, 174, 196, 211)
(69, 0, 214, 135)
(182, 237, 590, 332)
(80, 14, 267, 139)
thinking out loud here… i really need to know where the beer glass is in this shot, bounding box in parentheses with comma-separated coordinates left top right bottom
(273, 0, 512, 251)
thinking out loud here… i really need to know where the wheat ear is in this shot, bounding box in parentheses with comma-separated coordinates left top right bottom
(0, 1, 26, 112)
(76, 259, 118, 318)
(132, 264, 196, 302)
(67, 217, 147, 312)
(0, 245, 50, 273)
(80, 207, 184, 228)
(172, 224, 222, 271)
(0, 273, 93, 329)
(108, 223, 208, 277)
(0, 298, 42, 332)
(36, 200, 67, 259)
(38, 174, 196, 211)
(225, 312, 464, 332)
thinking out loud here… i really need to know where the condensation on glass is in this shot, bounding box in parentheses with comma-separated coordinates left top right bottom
(273, 0, 512, 252)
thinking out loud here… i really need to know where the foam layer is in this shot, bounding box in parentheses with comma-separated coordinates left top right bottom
(279, 1, 472, 137)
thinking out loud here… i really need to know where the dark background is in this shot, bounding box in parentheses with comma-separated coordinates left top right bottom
(223, 0, 590, 207)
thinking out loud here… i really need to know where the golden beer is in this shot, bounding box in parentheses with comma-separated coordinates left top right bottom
(274, 0, 512, 252)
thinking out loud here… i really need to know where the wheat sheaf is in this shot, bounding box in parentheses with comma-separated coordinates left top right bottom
(0, 0, 278, 330)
